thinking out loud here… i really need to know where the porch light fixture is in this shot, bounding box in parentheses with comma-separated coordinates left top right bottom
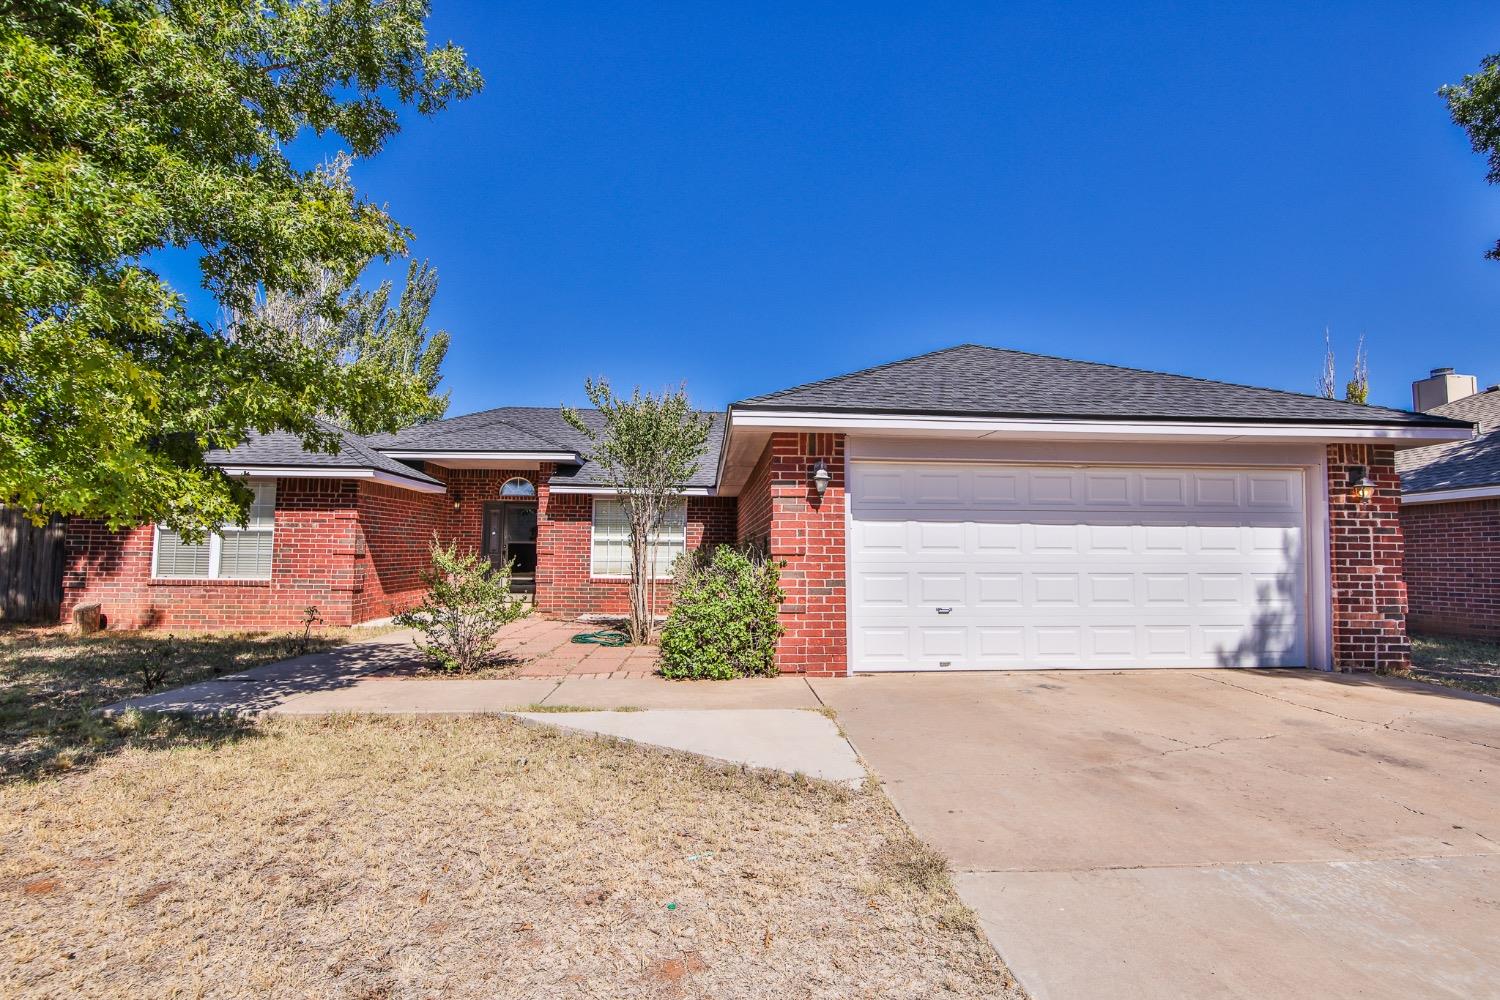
(1348, 466, 1376, 504)
(811, 460, 831, 496)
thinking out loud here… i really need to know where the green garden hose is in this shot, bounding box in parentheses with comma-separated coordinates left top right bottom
(571, 629, 630, 647)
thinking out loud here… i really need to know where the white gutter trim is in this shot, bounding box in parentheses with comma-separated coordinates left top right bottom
(547, 484, 717, 496)
(218, 466, 447, 494)
(726, 409, 1473, 443)
(380, 450, 580, 462)
(1401, 485, 1500, 505)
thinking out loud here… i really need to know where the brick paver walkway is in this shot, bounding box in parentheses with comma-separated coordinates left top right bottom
(500, 617, 661, 679)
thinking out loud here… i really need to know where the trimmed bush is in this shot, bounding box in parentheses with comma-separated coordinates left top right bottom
(658, 546, 784, 680)
(395, 539, 530, 673)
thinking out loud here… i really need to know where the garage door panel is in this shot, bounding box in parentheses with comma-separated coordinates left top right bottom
(849, 461, 1309, 671)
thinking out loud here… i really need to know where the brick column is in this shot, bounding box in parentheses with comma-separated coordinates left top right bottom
(1326, 444, 1409, 671)
(763, 432, 847, 676)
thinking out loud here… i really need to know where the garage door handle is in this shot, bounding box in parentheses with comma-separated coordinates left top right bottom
(936, 607, 953, 614)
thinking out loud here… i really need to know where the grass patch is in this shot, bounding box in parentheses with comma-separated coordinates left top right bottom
(514, 703, 604, 713)
(0, 715, 1022, 998)
(1396, 633, 1500, 699)
(0, 626, 363, 782)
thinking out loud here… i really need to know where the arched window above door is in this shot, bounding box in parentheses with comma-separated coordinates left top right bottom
(501, 477, 536, 498)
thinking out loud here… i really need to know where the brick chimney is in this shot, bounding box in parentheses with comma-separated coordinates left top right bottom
(1411, 367, 1477, 411)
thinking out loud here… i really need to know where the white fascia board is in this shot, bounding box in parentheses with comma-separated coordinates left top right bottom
(217, 466, 447, 494)
(379, 450, 580, 462)
(727, 409, 1473, 444)
(1401, 485, 1500, 505)
(547, 484, 717, 496)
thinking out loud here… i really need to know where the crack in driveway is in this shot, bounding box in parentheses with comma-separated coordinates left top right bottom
(1191, 671, 1500, 752)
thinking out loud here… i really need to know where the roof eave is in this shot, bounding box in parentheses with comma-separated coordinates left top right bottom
(1401, 484, 1500, 505)
(214, 464, 446, 494)
(724, 407, 1474, 444)
(729, 402, 1470, 430)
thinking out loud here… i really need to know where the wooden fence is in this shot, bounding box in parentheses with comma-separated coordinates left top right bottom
(0, 508, 64, 623)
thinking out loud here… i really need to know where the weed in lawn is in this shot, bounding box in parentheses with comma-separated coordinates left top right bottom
(874, 833, 953, 893)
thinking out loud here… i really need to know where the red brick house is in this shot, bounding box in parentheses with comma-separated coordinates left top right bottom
(61, 345, 1474, 675)
(1398, 369, 1500, 640)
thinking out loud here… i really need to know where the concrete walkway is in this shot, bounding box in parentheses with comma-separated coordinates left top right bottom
(107, 629, 860, 784)
(513, 709, 865, 785)
(812, 669, 1500, 1000)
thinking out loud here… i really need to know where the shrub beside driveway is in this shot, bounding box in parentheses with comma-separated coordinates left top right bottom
(0, 715, 1023, 998)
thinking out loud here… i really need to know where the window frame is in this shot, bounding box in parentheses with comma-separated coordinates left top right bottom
(500, 476, 537, 498)
(151, 479, 277, 581)
(589, 496, 688, 580)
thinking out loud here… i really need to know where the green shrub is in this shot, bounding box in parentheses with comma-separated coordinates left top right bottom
(395, 539, 530, 673)
(658, 546, 784, 680)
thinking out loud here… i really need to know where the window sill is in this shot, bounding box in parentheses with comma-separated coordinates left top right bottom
(149, 578, 272, 587)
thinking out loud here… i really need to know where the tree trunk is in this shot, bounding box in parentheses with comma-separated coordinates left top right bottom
(628, 509, 652, 645)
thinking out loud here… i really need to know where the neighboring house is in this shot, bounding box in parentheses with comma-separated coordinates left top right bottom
(1398, 368, 1500, 639)
(61, 345, 1472, 675)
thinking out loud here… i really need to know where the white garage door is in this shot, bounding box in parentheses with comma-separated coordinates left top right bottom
(848, 462, 1308, 671)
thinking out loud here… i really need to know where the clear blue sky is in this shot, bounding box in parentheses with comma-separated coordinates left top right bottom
(169, 2, 1500, 414)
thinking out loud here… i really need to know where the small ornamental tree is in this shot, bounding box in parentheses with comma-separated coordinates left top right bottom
(395, 539, 529, 673)
(659, 546, 785, 680)
(563, 380, 711, 645)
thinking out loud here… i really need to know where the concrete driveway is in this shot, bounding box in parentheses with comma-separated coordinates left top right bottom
(810, 669, 1500, 1000)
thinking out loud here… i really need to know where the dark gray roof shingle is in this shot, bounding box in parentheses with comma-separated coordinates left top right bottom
(204, 418, 442, 487)
(369, 407, 725, 489)
(734, 344, 1468, 428)
(1397, 388, 1500, 494)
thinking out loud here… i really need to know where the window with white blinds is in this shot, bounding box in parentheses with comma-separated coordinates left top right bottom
(591, 498, 687, 578)
(154, 481, 276, 580)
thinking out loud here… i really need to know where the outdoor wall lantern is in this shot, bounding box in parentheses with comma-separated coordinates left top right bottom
(1348, 466, 1376, 504)
(811, 460, 831, 496)
(451, 491, 463, 510)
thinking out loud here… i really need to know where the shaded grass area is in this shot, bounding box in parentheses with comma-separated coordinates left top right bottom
(0, 627, 361, 781)
(1401, 633, 1500, 699)
(1, 715, 1022, 999)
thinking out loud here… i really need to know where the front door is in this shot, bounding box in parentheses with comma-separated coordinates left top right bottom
(483, 502, 538, 593)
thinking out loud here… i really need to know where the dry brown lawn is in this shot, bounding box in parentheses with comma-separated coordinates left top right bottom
(0, 627, 368, 781)
(1, 715, 1023, 999)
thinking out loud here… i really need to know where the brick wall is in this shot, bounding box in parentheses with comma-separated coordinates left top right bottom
(61, 479, 366, 630)
(741, 432, 848, 676)
(355, 480, 445, 622)
(537, 492, 737, 616)
(59, 462, 740, 631)
(1400, 497, 1500, 640)
(736, 445, 774, 548)
(1326, 444, 1410, 671)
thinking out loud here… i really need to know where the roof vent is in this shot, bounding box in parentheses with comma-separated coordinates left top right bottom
(1412, 368, 1478, 411)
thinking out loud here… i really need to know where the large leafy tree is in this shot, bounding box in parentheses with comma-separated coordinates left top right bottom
(1443, 53, 1500, 259)
(241, 251, 453, 428)
(0, 1, 480, 533)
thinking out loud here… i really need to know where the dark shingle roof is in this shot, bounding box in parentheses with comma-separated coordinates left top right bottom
(204, 419, 442, 487)
(1397, 388, 1500, 494)
(734, 344, 1469, 428)
(369, 407, 725, 489)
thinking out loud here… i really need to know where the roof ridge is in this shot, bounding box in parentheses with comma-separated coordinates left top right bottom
(957, 344, 1429, 422)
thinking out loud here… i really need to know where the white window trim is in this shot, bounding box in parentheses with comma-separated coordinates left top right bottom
(589, 497, 688, 580)
(151, 480, 276, 581)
